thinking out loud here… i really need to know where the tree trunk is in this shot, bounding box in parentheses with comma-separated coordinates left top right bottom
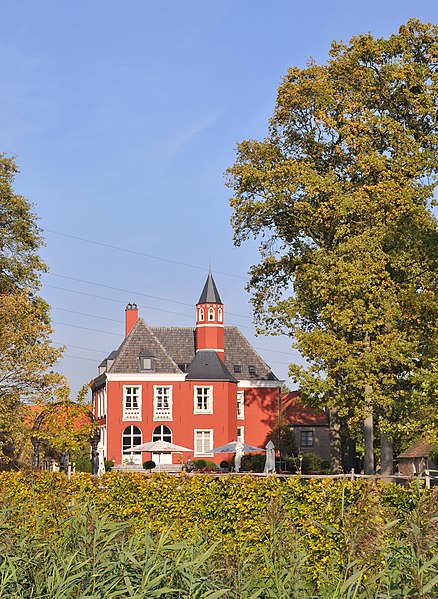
(364, 385, 374, 475)
(329, 406, 342, 473)
(380, 432, 393, 476)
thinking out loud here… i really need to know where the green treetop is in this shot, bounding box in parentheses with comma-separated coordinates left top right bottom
(227, 19, 438, 470)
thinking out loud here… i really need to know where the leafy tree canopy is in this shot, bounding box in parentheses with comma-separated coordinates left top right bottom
(227, 20, 438, 446)
(0, 154, 66, 465)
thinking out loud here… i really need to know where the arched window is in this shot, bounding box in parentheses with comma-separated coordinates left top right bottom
(152, 425, 172, 442)
(198, 308, 204, 322)
(208, 307, 215, 321)
(122, 425, 142, 464)
(218, 307, 223, 322)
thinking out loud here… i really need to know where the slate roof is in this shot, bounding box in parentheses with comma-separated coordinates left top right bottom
(186, 350, 237, 381)
(105, 321, 278, 381)
(198, 272, 222, 304)
(109, 319, 181, 374)
(153, 326, 278, 381)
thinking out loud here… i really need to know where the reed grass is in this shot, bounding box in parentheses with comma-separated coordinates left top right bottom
(0, 489, 436, 597)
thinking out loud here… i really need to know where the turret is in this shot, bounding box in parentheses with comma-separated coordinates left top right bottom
(195, 273, 224, 360)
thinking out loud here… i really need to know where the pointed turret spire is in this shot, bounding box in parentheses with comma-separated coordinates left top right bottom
(198, 272, 222, 304)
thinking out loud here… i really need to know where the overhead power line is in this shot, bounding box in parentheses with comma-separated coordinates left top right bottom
(45, 229, 248, 280)
(52, 321, 121, 336)
(46, 289, 254, 330)
(44, 273, 253, 320)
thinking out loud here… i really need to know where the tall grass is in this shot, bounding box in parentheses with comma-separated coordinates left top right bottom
(0, 491, 436, 598)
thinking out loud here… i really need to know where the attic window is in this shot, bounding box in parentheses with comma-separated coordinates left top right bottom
(178, 363, 190, 372)
(233, 365, 242, 373)
(140, 357, 154, 372)
(248, 365, 256, 375)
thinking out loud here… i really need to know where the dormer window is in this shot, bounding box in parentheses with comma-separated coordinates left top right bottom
(208, 307, 215, 321)
(139, 349, 155, 372)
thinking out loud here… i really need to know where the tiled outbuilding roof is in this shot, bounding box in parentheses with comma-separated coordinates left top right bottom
(397, 439, 433, 459)
(281, 392, 328, 426)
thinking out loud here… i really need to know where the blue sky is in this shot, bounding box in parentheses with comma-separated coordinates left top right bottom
(2, 1, 436, 398)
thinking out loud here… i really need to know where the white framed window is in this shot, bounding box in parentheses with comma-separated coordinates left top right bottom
(218, 307, 223, 322)
(237, 426, 244, 443)
(123, 386, 142, 421)
(98, 425, 107, 457)
(122, 425, 142, 464)
(208, 307, 215, 321)
(96, 388, 106, 418)
(152, 425, 172, 442)
(154, 386, 172, 421)
(194, 429, 213, 457)
(198, 308, 204, 321)
(194, 386, 213, 414)
(237, 391, 244, 420)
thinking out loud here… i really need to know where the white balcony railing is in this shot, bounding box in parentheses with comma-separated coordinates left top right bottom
(154, 406, 172, 421)
(123, 406, 141, 421)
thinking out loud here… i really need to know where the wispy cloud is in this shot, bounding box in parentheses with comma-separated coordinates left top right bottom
(166, 110, 223, 157)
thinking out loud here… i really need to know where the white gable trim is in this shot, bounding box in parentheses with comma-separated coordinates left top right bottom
(237, 379, 284, 389)
(106, 373, 187, 382)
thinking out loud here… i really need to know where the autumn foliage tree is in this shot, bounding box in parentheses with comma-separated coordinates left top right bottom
(0, 154, 65, 466)
(227, 20, 438, 473)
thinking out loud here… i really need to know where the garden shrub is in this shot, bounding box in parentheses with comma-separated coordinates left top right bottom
(143, 460, 156, 470)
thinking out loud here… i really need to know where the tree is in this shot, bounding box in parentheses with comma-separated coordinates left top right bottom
(0, 154, 65, 466)
(267, 423, 297, 459)
(227, 20, 438, 473)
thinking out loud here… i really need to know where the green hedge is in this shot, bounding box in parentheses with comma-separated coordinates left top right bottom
(0, 471, 434, 593)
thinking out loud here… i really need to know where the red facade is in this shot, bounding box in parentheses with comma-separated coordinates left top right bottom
(90, 274, 282, 466)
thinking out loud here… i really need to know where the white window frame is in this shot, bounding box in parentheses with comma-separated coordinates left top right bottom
(153, 386, 173, 421)
(218, 307, 223, 322)
(123, 385, 142, 421)
(194, 386, 213, 414)
(208, 307, 215, 321)
(198, 308, 204, 321)
(122, 425, 142, 464)
(194, 429, 213, 457)
(152, 425, 173, 442)
(237, 426, 244, 444)
(237, 390, 244, 420)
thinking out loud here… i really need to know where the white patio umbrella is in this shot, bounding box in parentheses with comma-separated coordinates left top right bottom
(124, 440, 193, 472)
(211, 441, 264, 473)
(97, 447, 106, 477)
(211, 441, 264, 454)
(264, 440, 276, 475)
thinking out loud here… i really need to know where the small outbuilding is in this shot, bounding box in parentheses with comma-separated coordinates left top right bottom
(396, 439, 436, 476)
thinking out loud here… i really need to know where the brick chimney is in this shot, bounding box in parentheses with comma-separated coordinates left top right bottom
(125, 303, 138, 337)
